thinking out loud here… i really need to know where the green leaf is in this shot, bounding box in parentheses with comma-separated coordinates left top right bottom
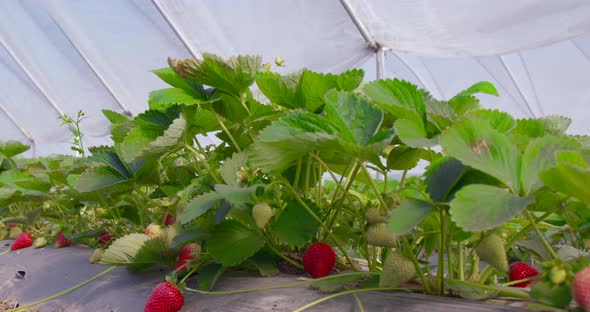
(152, 67, 205, 94)
(556, 150, 588, 167)
(395, 114, 437, 148)
(102, 109, 130, 124)
(298, 69, 364, 112)
(139, 116, 186, 158)
(539, 116, 571, 135)
(249, 112, 340, 172)
(311, 274, 362, 293)
(323, 90, 383, 145)
(520, 136, 580, 195)
(75, 165, 129, 192)
(540, 163, 590, 204)
(219, 152, 249, 185)
(470, 110, 515, 133)
(207, 220, 265, 265)
(363, 79, 426, 124)
(99, 233, 151, 265)
(388, 199, 433, 235)
(214, 184, 261, 206)
(248, 250, 279, 277)
(171, 54, 262, 96)
(530, 281, 572, 308)
(255, 71, 300, 109)
(198, 263, 226, 291)
(454, 81, 498, 98)
(425, 157, 466, 202)
(449, 96, 481, 116)
(128, 239, 178, 272)
(449, 184, 534, 232)
(180, 191, 223, 224)
(0, 141, 30, 157)
(273, 199, 321, 246)
(386, 145, 422, 170)
(149, 88, 203, 110)
(440, 117, 521, 193)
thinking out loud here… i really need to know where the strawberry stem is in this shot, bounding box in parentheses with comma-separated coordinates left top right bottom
(184, 272, 378, 295)
(292, 287, 404, 312)
(282, 181, 357, 270)
(8, 266, 117, 312)
(447, 279, 530, 299)
(0, 249, 10, 256)
(525, 210, 558, 260)
(501, 276, 539, 287)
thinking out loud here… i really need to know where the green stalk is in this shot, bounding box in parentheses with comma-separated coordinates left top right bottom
(352, 293, 366, 312)
(0, 249, 9, 256)
(323, 160, 362, 234)
(446, 222, 453, 281)
(479, 265, 494, 283)
(506, 211, 552, 247)
(282, 182, 356, 270)
(293, 287, 403, 312)
(401, 237, 432, 294)
(293, 159, 302, 191)
(305, 154, 312, 194)
(183, 144, 222, 183)
(360, 164, 389, 211)
(9, 266, 117, 312)
(214, 114, 241, 153)
(264, 231, 304, 270)
(525, 210, 558, 259)
(447, 279, 529, 299)
(502, 276, 539, 287)
(458, 242, 464, 281)
(184, 272, 378, 295)
(438, 207, 445, 296)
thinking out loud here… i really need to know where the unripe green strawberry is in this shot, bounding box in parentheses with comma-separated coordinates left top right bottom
(0, 228, 7, 240)
(379, 251, 416, 288)
(33, 237, 47, 248)
(365, 207, 387, 224)
(476, 234, 508, 272)
(584, 239, 590, 250)
(9, 227, 22, 239)
(365, 223, 397, 247)
(550, 266, 568, 285)
(252, 203, 273, 229)
(0, 221, 5, 229)
(89, 248, 105, 264)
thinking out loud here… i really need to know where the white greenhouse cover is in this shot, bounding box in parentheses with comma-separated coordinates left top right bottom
(1, 0, 590, 156)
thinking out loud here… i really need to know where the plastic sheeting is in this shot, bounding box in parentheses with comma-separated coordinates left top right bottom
(0, 0, 589, 156)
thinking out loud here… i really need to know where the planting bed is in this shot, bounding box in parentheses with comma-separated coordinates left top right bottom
(0, 241, 525, 312)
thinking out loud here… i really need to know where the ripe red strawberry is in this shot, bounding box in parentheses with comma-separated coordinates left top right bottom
(54, 231, 71, 248)
(302, 242, 336, 278)
(11, 232, 33, 250)
(98, 230, 112, 245)
(175, 243, 200, 272)
(509, 262, 539, 287)
(162, 212, 176, 226)
(144, 281, 184, 312)
(573, 267, 590, 311)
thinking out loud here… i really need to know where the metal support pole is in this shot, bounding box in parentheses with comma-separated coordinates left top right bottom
(152, 0, 201, 59)
(0, 39, 65, 117)
(42, 4, 133, 117)
(0, 102, 36, 156)
(376, 47, 385, 80)
(339, 0, 379, 51)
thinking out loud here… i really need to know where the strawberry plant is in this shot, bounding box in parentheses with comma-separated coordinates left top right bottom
(1, 52, 589, 311)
